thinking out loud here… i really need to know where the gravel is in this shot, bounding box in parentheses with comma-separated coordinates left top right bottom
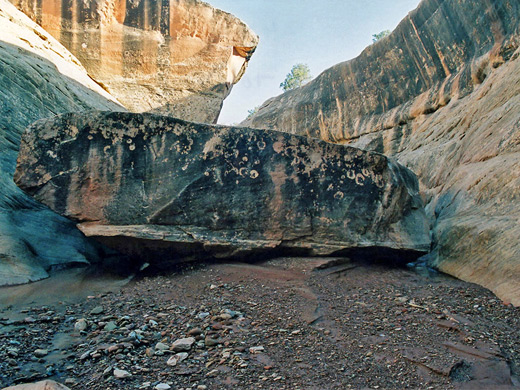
(0, 257, 519, 389)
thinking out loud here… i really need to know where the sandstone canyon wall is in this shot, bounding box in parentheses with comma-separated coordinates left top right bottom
(0, 0, 257, 285)
(10, 0, 259, 123)
(0, 0, 124, 285)
(244, 0, 520, 304)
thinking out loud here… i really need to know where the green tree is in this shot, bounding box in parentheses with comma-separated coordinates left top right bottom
(280, 63, 312, 91)
(246, 106, 259, 120)
(372, 30, 391, 42)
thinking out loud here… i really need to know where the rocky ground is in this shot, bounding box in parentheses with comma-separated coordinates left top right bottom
(1, 257, 519, 390)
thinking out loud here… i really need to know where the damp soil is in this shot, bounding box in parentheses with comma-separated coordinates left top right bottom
(0, 257, 519, 389)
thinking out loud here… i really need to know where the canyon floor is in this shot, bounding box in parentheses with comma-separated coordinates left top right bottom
(1, 257, 519, 390)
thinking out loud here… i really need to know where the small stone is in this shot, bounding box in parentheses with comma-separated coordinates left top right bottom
(155, 342, 170, 351)
(108, 345, 120, 353)
(223, 309, 239, 318)
(206, 369, 219, 377)
(188, 327, 202, 336)
(65, 378, 78, 385)
(204, 337, 221, 347)
(34, 349, 48, 357)
(172, 337, 195, 352)
(167, 352, 189, 366)
(79, 350, 92, 360)
(197, 385, 207, 390)
(90, 306, 104, 315)
(155, 384, 171, 390)
(113, 368, 132, 379)
(249, 346, 265, 354)
(104, 321, 117, 331)
(74, 318, 88, 331)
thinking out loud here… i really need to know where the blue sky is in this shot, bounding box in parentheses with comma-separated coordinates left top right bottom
(208, 0, 422, 124)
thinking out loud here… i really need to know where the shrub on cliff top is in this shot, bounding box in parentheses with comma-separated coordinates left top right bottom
(280, 63, 312, 91)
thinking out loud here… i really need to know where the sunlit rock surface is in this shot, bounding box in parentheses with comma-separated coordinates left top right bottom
(10, 0, 259, 123)
(15, 112, 430, 264)
(244, 0, 520, 304)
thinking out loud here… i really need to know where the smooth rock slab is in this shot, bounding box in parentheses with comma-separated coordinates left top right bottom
(15, 111, 430, 263)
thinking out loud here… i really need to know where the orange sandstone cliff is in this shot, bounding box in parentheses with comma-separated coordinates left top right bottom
(244, 0, 520, 305)
(10, 0, 259, 123)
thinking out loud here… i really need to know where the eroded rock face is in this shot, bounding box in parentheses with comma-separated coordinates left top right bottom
(15, 112, 430, 264)
(244, 0, 520, 304)
(10, 0, 259, 123)
(0, 0, 124, 285)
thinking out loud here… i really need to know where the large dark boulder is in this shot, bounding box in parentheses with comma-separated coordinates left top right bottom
(15, 111, 430, 264)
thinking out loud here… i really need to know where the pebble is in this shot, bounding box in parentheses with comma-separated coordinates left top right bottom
(108, 344, 120, 353)
(34, 349, 48, 357)
(104, 321, 117, 331)
(204, 337, 220, 347)
(113, 368, 132, 379)
(90, 306, 104, 315)
(172, 337, 195, 352)
(206, 369, 219, 377)
(155, 342, 170, 351)
(249, 346, 265, 354)
(188, 327, 202, 336)
(74, 318, 88, 331)
(155, 384, 171, 390)
(167, 352, 189, 366)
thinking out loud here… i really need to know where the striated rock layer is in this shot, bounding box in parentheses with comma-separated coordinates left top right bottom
(15, 112, 430, 264)
(10, 0, 259, 123)
(244, 0, 520, 304)
(0, 0, 124, 285)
